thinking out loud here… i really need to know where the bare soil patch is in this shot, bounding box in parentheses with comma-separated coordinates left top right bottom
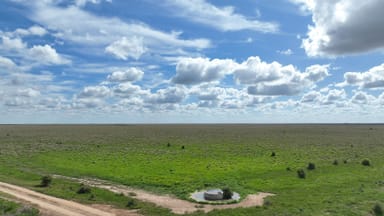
(0, 181, 140, 216)
(55, 175, 274, 214)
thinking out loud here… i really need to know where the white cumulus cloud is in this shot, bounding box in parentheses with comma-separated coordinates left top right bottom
(28, 44, 70, 65)
(234, 57, 329, 96)
(78, 85, 111, 98)
(105, 36, 147, 60)
(0, 36, 26, 50)
(113, 83, 149, 98)
(300, 88, 348, 106)
(13, 25, 47, 37)
(20, 1, 210, 59)
(107, 67, 144, 82)
(342, 64, 384, 89)
(0, 56, 16, 69)
(295, 0, 384, 56)
(147, 87, 187, 104)
(172, 57, 236, 85)
(351, 91, 375, 104)
(172, 56, 329, 96)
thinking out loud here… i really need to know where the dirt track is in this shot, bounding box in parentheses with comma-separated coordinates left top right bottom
(55, 175, 274, 214)
(0, 181, 140, 216)
(0, 177, 274, 215)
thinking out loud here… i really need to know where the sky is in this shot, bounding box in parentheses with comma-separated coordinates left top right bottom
(0, 0, 384, 123)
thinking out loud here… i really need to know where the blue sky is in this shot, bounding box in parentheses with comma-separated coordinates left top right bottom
(1, 0, 384, 123)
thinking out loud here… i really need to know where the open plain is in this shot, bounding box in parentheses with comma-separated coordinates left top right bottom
(0, 124, 383, 215)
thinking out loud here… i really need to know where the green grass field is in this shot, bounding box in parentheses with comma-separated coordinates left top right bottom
(0, 124, 383, 215)
(0, 197, 39, 216)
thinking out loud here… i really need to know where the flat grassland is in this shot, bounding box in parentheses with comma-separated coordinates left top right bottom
(0, 124, 383, 215)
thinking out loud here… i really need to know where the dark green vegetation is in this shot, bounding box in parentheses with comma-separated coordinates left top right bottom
(77, 184, 91, 194)
(307, 162, 316, 170)
(0, 124, 384, 215)
(297, 169, 306, 179)
(222, 188, 233, 200)
(40, 175, 52, 187)
(373, 203, 383, 216)
(0, 198, 39, 216)
(362, 159, 371, 166)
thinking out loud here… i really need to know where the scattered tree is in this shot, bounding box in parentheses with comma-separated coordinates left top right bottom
(40, 175, 52, 187)
(307, 162, 316, 170)
(77, 184, 91, 194)
(373, 203, 383, 216)
(297, 169, 306, 179)
(264, 200, 272, 206)
(167, 142, 171, 147)
(362, 159, 371, 166)
(181, 145, 185, 149)
(126, 198, 138, 209)
(333, 160, 338, 165)
(222, 188, 233, 200)
(271, 152, 276, 157)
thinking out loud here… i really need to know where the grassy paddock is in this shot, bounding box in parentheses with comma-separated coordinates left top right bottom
(0, 197, 39, 216)
(0, 124, 384, 215)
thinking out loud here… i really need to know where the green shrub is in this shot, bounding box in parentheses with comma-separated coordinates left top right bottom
(222, 188, 233, 200)
(40, 175, 52, 187)
(297, 169, 306, 179)
(333, 160, 338, 165)
(77, 184, 91, 194)
(362, 159, 371, 166)
(0, 199, 39, 216)
(373, 203, 383, 216)
(271, 152, 276, 157)
(307, 162, 316, 170)
(126, 198, 139, 209)
(88, 194, 95, 201)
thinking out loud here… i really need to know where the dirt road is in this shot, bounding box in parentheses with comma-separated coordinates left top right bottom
(55, 175, 274, 214)
(0, 176, 273, 215)
(0, 181, 139, 216)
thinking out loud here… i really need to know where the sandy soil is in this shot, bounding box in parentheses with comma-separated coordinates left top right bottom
(0, 181, 140, 216)
(55, 175, 274, 214)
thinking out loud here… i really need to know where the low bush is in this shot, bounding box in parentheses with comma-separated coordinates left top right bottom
(77, 184, 91, 194)
(222, 188, 233, 200)
(40, 175, 52, 187)
(373, 203, 383, 216)
(307, 162, 316, 170)
(0, 199, 39, 216)
(362, 159, 371, 166)
(126, 198, 139, 209)
(297, 169, 306, 179)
